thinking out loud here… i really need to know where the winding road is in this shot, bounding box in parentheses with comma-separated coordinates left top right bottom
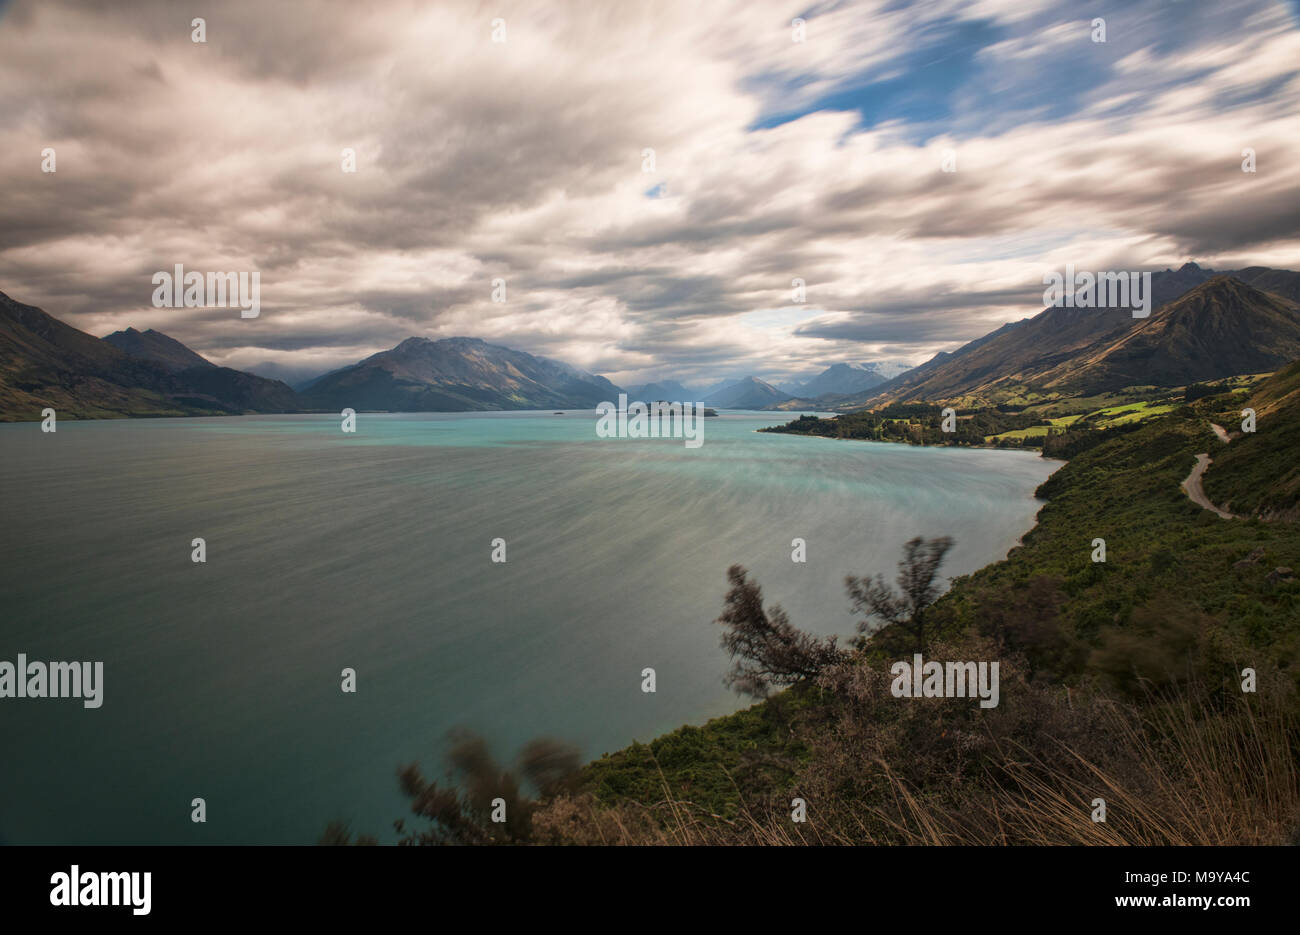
(1182, 453, 1235, 519)
(1181, 424, 1236, 519)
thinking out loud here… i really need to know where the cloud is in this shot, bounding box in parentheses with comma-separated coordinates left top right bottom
(0, 0, 1297, 387)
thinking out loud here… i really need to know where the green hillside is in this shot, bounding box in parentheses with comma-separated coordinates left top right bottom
(1203, 360, 1300, 520)
(538, 386, 1300, 844)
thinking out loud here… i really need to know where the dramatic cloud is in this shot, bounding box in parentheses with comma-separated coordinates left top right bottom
(1, 0, 1297, 387)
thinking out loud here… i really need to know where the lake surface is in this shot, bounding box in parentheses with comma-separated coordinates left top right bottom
(0, 410, 1057, 843)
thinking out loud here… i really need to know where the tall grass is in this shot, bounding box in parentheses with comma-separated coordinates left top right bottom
(534, 678, 1300, 846)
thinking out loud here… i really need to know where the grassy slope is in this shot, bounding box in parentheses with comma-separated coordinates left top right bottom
(1203, 359, 1300, 519)
(0, 378, 199, 421)
(986, 398, 1200, 442)
(949, 404, 1299, 673)
(578, 392, 1300, 814)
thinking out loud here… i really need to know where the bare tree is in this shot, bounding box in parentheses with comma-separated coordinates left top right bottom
(715, 564, 846, 699)
(847, 536, 955, 655)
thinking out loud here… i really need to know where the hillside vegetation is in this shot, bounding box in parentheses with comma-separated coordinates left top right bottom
(1203, 359, 1300, 520)
(523, 373, 1300, 845)
(761, 382, 1243, 453)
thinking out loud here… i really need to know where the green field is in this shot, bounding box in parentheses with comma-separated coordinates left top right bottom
(985, 399, 1180, 443)
(984, 424, 1050, 441)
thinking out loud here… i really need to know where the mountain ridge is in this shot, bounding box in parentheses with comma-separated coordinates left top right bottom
(103, 326, 217, 372)
(702, 375, 791, 409)
(6, 261, 1298, 420)
(0, 291, 296, 419)
(842, 264, 1300, 408)
(300, 335, 624, 412)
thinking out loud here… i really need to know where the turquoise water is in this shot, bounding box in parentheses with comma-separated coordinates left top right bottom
(0, 410, 1057, 843)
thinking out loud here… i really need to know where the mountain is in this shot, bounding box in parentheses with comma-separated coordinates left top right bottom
(1227, 267, 1300, 304)
(702, 376, 791, 409)
(851, 264, 1300, 407)
(1026, 276, 1300, 393)
(833, 317, 1034, 409)
(164, 364, 301, 412)
(238, 359, 334, 390)
(300, 336, 624, 412)
(774, 361, 913, 397)
(698, 378, 740, 398)
(797, 362, 911, 398)
(864, 360, 914, 381)
(0, 291, 298, 420)
(770, 331, 1028, 410)
(103, 327, 216, 372)
(626, 379, 697, 401)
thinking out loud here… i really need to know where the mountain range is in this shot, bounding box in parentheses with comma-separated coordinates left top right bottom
(831, 264, 1300, 409)
(623, 380, 696, 402)
(628, 361, 915, 407)
(3, 261, 1298, 421)
(793, 361, 912, 397)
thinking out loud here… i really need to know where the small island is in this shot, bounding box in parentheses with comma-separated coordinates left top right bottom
(647, 400, 718, 417)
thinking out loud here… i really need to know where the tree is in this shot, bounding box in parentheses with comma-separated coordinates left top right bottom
(392, 729, 581, 845)
(714, 564, 846, 699)
(847, 536, 955, 654)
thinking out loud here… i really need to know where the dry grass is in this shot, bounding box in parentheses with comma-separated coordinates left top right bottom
(534, 661, 1300, 846)
(881, 690, 1299, 846)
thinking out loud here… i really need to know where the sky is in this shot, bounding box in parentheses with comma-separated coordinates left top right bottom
(1, 0, 1298, 388)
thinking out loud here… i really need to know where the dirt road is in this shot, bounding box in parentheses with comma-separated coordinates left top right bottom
(1182, 453, 1235, 519)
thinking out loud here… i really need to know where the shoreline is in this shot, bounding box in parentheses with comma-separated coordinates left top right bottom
(758, 426, 1068, 464)
(584, 424, 1068, 759)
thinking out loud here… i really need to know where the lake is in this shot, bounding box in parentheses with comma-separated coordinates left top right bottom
(0, 410, 1057, 843)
